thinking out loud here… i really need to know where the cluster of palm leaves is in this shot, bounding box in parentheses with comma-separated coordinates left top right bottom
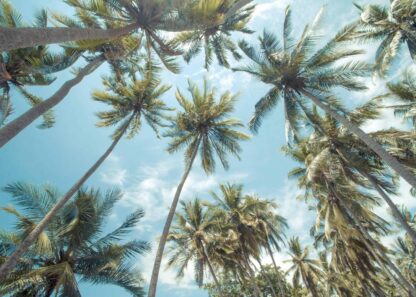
(0, 0, 416, 296)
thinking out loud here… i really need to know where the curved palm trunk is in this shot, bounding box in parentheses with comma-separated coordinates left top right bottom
(0, 56, 104, 149)
(327, 182, 416, 296)
(265, 242, 285, 297)
(0, 116, 133, 281)
(201, 240, 222, 294)
(301, 90, 416, 188)
(147, 137, 201, 297)
(0, 23, 138, 51)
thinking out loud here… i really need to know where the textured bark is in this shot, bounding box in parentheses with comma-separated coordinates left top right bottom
(0, 115, 133, 281)
(302, 90, 416, 189)
(0, 23, 138, 51)
(0, 56, 104, 149)
(147, 137, 201, 297)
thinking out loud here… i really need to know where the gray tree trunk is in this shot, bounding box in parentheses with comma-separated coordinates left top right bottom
(265, 241, 285, 297)
(254, 257, 277, 297)
(0, 23, 138, 51)
(0, 56, 104, 149)
(301, 90, 416, 189)
(0, 115, 133, 280)
(147, 137, 201, 297)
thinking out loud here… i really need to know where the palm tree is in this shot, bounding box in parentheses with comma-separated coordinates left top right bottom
(233, 5, 416, 188)
(285, 237, 322, 297)
(382, 67, 416, 127)
(167, 198, 222, 292)
(0, 2, 147, 149)
(284, 131, 416, 295)
(0, 62, 171, 280)
(173, 0, 254, 68)
(353, 0, 416, 75)
(147, 79, 249, 297)
(0, 184, 149, 296)
(0, 0, 254, 51)
(209, 183, 272, 297)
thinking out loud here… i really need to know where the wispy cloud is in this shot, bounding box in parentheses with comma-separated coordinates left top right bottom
(100, 154, 127, 186)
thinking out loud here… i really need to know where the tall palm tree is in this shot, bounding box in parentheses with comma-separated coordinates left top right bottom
(0, 0, 254, 51)
(172, 0, 254, 68)
(353, 0, 416, 75)
(285, 237, 322, 297)
(167, 198, 222, 292)
(233, 5, 416, 188)
(0, 62, 171, 280)
(0, 184, 149, 297)
(209, 183, 273, 297)
(148, 79, 249, 297)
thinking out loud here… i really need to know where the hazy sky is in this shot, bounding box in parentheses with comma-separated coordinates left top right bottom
(1, 1, 414, 297)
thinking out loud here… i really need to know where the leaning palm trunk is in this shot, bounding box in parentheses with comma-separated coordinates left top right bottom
(265, 241, 285, 297)
(0, 115, 133, 280)
(147, 137, 201, 297)
(0, 56, 104, 149)
(0, 23, 138, 51)
(301, 90, 416, 188)
(201, 240, 222, 294)
(327, 182, 416, 296)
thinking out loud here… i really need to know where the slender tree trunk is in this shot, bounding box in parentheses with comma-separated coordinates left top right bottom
(0, 56, 104, 149)
(327, 182, 416, 296)
(0, 115, 133, 281)
(0, 23, 138, 51)
(240, 246, 261, 297)
(147, 137, 201, 297)
(201, 240, 222, 295)
(254, 257, 277, 297)
(301, 89, 416, 188)
(265, 242, 285, 297)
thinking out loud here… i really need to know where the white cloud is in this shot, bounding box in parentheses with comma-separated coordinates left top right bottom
(252, 1, 288, 21)
(100, 154, 127, 186)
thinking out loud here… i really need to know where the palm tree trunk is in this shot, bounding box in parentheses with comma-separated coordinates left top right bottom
(0, 23, 138, 51)
(265, 242, 285, 297)
(0, 115, 133, 281)
(0, 56, 104, 149)
(254, 257, 277, 297)
(327, 181, 416, 296)
(147, 137, 202, 297)
(201, 240, 222, 294)
(301, 89, 416, 188)
(240, 247, 261, 297)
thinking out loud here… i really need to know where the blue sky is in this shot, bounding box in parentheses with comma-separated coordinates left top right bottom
(1, 0, 415, 296)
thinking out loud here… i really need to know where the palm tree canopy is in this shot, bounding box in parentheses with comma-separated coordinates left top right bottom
(353, 0, 416, 75)
(167, 198, 219, 286)
(165, 79, 250, 174)
(0, 183, 149, 297)
(92, 61, 172, 139)
(173, 0, 254, 68)
(233, 5, 370, 141)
